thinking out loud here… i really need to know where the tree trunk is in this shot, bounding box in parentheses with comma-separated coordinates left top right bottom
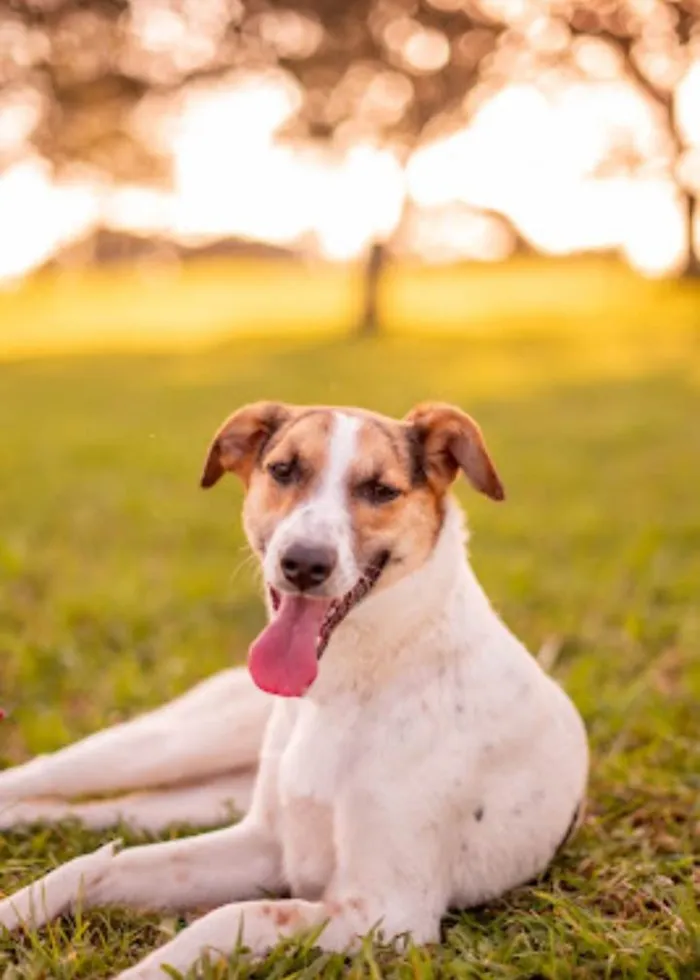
(679, 191, 700, 279)
(358, 240, 387, 337)
(593, 40, 699, 281)
(480, 208, 532, 256)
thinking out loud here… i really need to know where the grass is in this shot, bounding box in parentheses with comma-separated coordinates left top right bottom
(0, 258, 699, 978)
(1, 254, 699, 359)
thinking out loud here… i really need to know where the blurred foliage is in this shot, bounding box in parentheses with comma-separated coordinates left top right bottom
(0, 0, 698, 291)
(2, 2, 699, 214)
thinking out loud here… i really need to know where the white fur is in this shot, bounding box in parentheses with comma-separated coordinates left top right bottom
(0, 498, 588, 980)
(263, 411, 361, 594)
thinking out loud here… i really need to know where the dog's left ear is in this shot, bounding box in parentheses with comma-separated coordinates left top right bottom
(201, 401, 293, 488)
(405, 402, 505, 501)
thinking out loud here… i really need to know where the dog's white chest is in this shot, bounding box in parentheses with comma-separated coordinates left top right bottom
(278, 697, 360, 804)
(276, 697, 361, 897)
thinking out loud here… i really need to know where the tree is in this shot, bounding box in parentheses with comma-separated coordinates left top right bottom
(561, 0, 700, 277)
(1, 0, 513, 330)
(1, 1, 507, 184)
(424, 0, 700, 276)
(2, 0, 698, 298)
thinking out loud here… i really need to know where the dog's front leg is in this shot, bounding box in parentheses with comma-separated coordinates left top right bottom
(111, 812, 447, 980)
(111, 775, 450, 978)
(113, 892, 441, 980)
(0, 819, 282, 932)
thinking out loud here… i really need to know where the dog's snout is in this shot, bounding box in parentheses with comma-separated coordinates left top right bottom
(280, 543, 337, 592)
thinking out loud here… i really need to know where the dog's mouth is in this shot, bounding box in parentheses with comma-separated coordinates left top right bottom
(270, 550, 389, 658)
(248, 551, 389, 698)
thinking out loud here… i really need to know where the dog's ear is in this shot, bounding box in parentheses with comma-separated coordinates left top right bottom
(404, 402, 504, 501)
(201, 401, 293, 488)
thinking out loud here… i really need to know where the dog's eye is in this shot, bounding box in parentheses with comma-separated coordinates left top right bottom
(356, 479, 402, 506)
(268, 460, 300, 486)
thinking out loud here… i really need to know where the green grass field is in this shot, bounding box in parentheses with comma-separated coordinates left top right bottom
(0, 260, 699, 978)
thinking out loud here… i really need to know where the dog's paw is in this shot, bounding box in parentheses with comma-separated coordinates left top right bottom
(111, 968, 154, 980)
(0, 840, 121, 932)
(112, 958, 185, 980)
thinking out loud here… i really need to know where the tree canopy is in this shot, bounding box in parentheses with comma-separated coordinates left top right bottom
(2, 0, 699, 269)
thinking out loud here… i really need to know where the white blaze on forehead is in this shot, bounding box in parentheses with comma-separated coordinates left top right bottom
(317, 411, 361, 506)
(293, 410, 360, 588)
(262, 411, 362, 593)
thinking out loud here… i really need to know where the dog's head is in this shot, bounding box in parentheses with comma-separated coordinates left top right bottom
(201, 401, 503, 696)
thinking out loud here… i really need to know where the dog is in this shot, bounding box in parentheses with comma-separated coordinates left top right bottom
(0, 401, 589, 980)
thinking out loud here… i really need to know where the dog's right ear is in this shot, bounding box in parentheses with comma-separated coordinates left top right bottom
(404, 402, 504, 501)
(200, 401, 292, 488)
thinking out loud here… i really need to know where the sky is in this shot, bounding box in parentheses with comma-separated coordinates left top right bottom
(0, 60, 698, 282)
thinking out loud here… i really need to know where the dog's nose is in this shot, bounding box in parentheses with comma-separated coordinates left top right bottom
(280, 543, 337, 592)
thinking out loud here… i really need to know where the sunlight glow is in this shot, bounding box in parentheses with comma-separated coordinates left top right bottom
(124, 79, 406, 258)
(0, 61, 698, 282)
(407, 79, 689, 273)
(0, 158, 98, 280)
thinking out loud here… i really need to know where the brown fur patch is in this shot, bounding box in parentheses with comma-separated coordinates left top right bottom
(243, 411, 334, 555)
(200, 401, 294, 488)
(271, 905, 304, 928)
(405, 402, 504, 501)
(346, 415, 444, 584)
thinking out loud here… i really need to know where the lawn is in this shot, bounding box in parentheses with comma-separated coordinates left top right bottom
(0, 259, 698, 978)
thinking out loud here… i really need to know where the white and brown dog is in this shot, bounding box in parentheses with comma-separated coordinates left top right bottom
(0, 402, 589, 980)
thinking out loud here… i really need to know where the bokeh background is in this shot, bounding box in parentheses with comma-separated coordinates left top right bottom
(0, 2, 699, 978)
(2, 0, 700, 350)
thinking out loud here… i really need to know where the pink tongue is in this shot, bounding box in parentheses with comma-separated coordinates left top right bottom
(248, 595, 331, 697)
